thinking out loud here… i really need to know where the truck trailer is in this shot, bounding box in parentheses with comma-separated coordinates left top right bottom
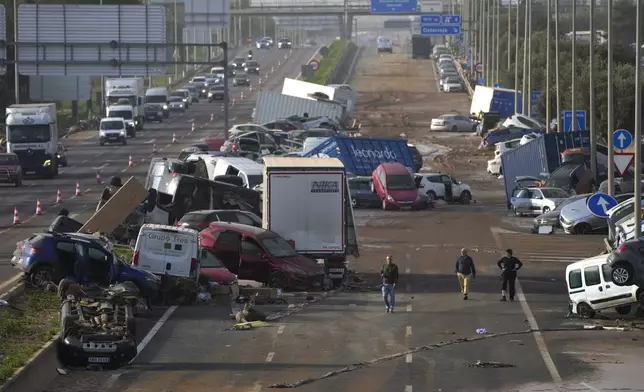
(5, 103, 59, 178)
(411, 35, 432, 59)
(105, 78, 145, 130)
(262, 156, 359, 286)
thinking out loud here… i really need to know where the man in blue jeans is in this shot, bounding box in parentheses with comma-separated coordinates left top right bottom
(380, 255, 399, 313)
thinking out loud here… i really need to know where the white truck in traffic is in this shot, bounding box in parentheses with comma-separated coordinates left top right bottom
(262, 156, 359, 286)
(105, 78, 145, 132)
(5, 103, 59, 178)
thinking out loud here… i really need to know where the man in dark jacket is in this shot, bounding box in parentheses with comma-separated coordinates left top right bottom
(380, 255, 399, 313)
(497, 248, 523, 302)
(455, 248, 476, 300)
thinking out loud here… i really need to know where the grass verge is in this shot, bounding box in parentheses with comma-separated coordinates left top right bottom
(305, 40, 349, 85)
(0, 287, 59, 385)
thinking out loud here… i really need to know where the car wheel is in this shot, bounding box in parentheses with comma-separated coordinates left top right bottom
(612, 263, 634, 286)
(615, 304, 632, 315)
(451, 125, 458, 132)
(382, 199, 387, 210)
(577, 302, 596, 319)
(542, 207, 550, 213)
(269, 270, 289, 289)
(30, 264, 59, 288)
(351, 198, 357, 208)
(460, 191, 472, 204)
(426, 190, 437, 201)
(513, 206, 522, 217)
(574, 223, 591, 235)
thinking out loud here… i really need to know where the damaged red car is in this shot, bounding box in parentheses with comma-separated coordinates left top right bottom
(199, 222, 325, 290)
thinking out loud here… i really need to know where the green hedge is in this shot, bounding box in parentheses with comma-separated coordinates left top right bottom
(306, 40, 349, 85)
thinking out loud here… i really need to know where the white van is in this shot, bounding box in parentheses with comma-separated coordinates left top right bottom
(212, 157, 263, 188)
(566, 254, 641, 318)
(133, 224, 200, 280)
(377, 36, 393, 53)
(494, 138, 522, 158)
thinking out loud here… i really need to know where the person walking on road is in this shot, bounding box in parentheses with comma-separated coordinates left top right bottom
(380, 255, 399, 313)
(497, 249, 523, 302)
(455, 248, 476, 300)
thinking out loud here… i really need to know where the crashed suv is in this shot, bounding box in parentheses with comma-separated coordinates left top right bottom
(56, 280, 139, 368)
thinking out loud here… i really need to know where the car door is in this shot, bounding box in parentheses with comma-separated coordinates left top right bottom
(448, 175, 463, 195)
(215, 210, 239, 223)
(583, 265, 605, 306)
(529, 189, 545, 213)
(455, 116, 469, 131)
(211, 230, 242, 273)
(511, 189, 532, 213)
(239, 236, 270, 282)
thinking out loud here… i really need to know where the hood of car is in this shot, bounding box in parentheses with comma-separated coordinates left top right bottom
(280, 255, 325, 275)
(200, 266, 236, 284)
(388, 189, 418, 202)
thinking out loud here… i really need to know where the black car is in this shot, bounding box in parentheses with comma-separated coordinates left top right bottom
(208, 86, 226, 101)
(231, 57, 245, 69)
(178, 209, 262, 231)
(607, 240, 644, 294)
(348, 177, 382, 208)
(233, 73, 250, 86)
(244, 60, 260, 74)
(278, 38, 292, 49)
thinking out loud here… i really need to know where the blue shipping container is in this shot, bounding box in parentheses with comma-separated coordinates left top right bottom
(491, 89, 522, 118)
(543, 131, 590, 171)
(303, 136, 415, 176)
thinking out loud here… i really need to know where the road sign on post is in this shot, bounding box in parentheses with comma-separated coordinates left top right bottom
(613, 129, 633, 151)
(614, 152, 635, 177)
(586, 192, 618, 218)
(308, 59, 320, 71)
(561, 110, 587, 132)
(371, 0, 418, 13)
(420, 0, 442, 12)
(419, 14, 461, 36)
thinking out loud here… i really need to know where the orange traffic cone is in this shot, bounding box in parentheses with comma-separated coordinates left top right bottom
(172, 133, 177, 143)
(128, 155, 134, 168)
(75, 181, 82, 197)
(35, 199, 43, 215)
(12, 208, 20, 225)
(96, 171, 101, 184)
(56, 188, 63, 203)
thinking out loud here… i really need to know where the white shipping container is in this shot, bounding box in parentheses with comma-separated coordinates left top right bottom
(263, 157, 345, 254)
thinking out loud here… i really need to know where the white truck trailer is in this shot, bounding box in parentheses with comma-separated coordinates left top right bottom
(262, 156, 359, 286)
(105, 78, 145, 130)
(5, 103, 59, 178)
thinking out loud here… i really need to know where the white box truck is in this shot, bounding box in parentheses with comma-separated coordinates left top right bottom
(5, 103, 59, 178)
(105, 78, 145, 130)
(262, 156, 359, 286)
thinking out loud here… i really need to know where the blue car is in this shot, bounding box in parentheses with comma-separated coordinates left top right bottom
(11, 232, 160, 298)
(482, 127, 544, 148)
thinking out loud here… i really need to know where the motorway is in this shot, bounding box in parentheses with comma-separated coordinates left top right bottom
(0, 47, 318, 292)
(15, 43, 643, 392)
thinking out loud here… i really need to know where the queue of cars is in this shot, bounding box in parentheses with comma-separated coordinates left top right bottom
(433, 47, 464, 93)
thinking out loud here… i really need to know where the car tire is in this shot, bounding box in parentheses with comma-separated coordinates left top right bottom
(542, 207, 550, 213)
(611, 263, 634, 286)
(122, 138, 127, 145)
(574, 223, 592, 235)
(426, 191, 437, 201)
(14, 176, 22, 187)
(460, 191, 472, 204)
(269, 270, 289, 289)
(513, 206, 522, 217)
(30, 264, 59, 288)
(577, 302, 596, 319)
(615, 304, 632, 315)
(351, 198, 357, 208)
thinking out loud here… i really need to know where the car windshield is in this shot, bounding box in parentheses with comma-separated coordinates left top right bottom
(554, 194, 588, 211)
(387, 174, 416, 190)
(169, 96, 183, 102)
(108, 110, 132, 119)
(192, 77, 205, 83)
(0, 155, 18, 165)
(8, 125, 51, 143)
(246, 174, 262, 188)
(146, 95, 167, 103)
(262, 236, 298, 258)
(100, 120, 124, 130)
(200, 249, 225, 268)
(541, 189, 569, 198)
(233, 58, 244, 63)
(236, 74, 248, 79)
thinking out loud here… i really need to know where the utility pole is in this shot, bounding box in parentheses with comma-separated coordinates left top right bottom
(527, 0, 532, 116)
(485, 0, 490, 86)
(607, 0, 615, 196)
(507, 0, 511, 71)
(514, 0, 519, 113)
(490, 0, 495, 85)
(555, 0, 561, 132)
(571, 0, 577, 133)
(521, 0, 528, 115)
(589, 0, 596, 178)
(495, 0, 500, 83)
(634, 0, 642, 240)
(546, 0, 551, 131)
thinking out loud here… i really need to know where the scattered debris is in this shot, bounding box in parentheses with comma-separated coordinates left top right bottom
(466, 360, 515, 368)
(475, 328, 488, 334)
(56, 367, 68, 375)
(509, 340, 524, 345)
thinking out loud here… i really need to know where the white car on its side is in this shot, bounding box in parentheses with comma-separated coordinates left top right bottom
(487, 156, 502, 176)
(520, 132, 542, 145)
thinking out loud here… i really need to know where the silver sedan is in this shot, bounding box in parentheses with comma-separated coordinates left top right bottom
(430, 114, 476, 132)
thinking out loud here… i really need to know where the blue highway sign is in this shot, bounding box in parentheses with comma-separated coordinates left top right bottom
(371, 0, 418, 13)
(420, 26, 460, 35)
(494, 83, 501, 88)
(531, 90, 543, 105)
(561, 110, 587, 132)
(586, 192, 618, 218)
(613, 129, 632, 151)
(420, 13, 461, 36)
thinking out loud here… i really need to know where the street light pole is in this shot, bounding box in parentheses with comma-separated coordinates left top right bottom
(495, 0, 500, 84)
(514, 0, 519, 113)
(607, 0, 615, 196)
(571, 0, 577, 132)
(546, 0, 551, 131)
(507, 0, 511, 71)
(527, 0, 532, 117)
(521, 0, 528, 115)
(634, 0, 642, 240)
(589, 0, 596, 178)
(555, 0, 561, 132)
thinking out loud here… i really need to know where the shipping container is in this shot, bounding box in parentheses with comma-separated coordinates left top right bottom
(302, 136, 415, 176)
(470, 85, 522, 119)
(411, 35, 432, 59)
(501, 136, 550, 207)
(254, 91, 346, 125)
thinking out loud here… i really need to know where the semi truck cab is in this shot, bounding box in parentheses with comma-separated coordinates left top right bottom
(5, 103, 59, 178)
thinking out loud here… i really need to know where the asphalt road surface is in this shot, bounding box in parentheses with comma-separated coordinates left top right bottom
(22, 44, 644, 392)
(0, 47, 318, 292)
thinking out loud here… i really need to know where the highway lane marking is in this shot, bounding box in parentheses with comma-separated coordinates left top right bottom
(406, 304, 412, 312)
(96, 163, 109, 170)
(265, 352, 275, 362)
(277, 325, 285, 335)
(579, 382, 601, 392)
(561, 351, 619, 356)
(405, 385, 413, 392)
(490, 227, 563, 384)
(406, 354, 412, 363)
(405, 326, 412, 337)
(102, 373, 122, 391)
(0, 274, 23, 295)
(144, 138, 156, 144)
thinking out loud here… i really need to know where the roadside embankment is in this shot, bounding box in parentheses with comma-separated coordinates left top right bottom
(305, 40, 350, 85)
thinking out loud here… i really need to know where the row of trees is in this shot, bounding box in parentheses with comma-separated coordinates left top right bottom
(471, 0, 639, 136)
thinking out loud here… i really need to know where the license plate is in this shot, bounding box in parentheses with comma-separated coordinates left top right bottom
(329, 268, 345, 273)
(88, 357, 110, 363)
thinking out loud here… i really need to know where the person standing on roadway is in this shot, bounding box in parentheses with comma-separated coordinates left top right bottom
(497, 249, 523, 302)
(380, 255, 399, 313)
(455, 248, 476, 300)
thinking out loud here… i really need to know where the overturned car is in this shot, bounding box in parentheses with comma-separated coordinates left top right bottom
(56, 280, 140, 368)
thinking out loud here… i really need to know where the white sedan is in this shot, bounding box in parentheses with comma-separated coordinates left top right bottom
(228, 123, 272, 137)
(430, 114, 476, 132)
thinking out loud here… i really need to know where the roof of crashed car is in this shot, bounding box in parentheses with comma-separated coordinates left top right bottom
(207, 221, 273, 238)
